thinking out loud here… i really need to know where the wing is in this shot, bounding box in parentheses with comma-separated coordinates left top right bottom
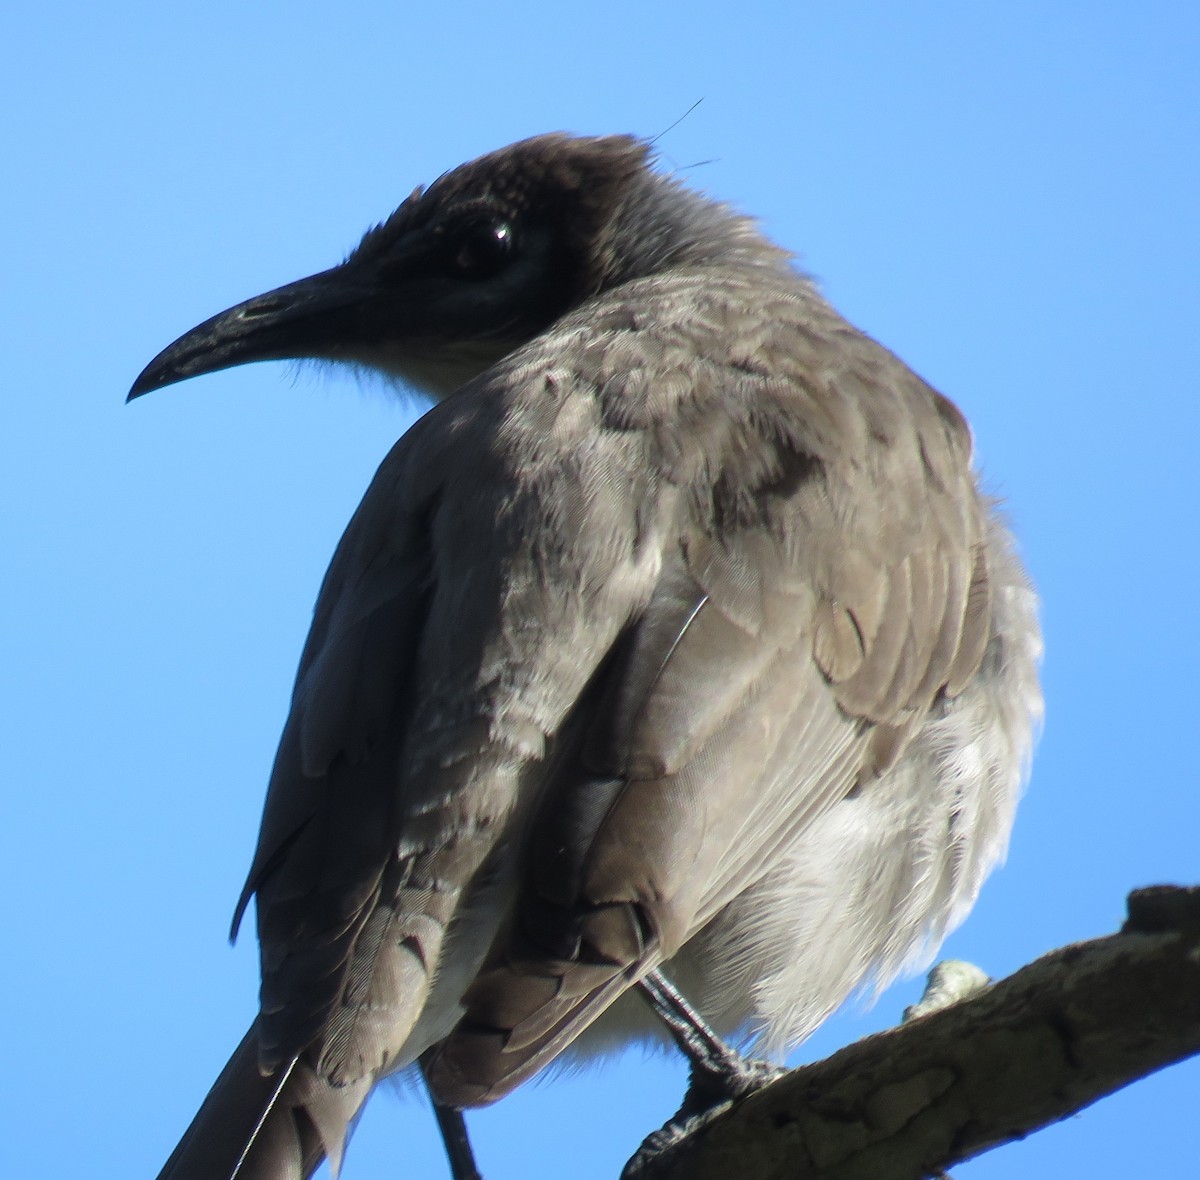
(236, 375, 671, 1085)
(424, 276, 993, 1105)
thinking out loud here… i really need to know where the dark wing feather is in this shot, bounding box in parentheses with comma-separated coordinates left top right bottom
(235, 444, 437, 1073)
(235, 368, 671, 1086)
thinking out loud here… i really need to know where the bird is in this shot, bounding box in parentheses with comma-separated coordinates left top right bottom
(130, 132, 1042, 1180)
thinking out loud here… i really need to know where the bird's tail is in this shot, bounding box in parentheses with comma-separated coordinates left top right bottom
(156, 1021, 370, 1180)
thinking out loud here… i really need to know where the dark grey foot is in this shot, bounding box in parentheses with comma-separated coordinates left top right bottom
(420, 1057, 483, 1180)
(623, 970, 786, 1176)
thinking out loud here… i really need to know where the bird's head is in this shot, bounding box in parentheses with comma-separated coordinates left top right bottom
(129, 133, 763, 401)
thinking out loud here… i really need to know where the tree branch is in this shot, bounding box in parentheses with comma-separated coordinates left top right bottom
(626, 885, 1200, 1180)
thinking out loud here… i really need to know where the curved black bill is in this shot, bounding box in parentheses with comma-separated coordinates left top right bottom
(128, 266, 368, 401)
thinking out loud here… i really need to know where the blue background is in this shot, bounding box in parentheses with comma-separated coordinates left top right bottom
(3, 3, 1197, 1177)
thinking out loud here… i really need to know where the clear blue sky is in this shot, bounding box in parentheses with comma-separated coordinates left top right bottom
(3, 3, 1197, 1177)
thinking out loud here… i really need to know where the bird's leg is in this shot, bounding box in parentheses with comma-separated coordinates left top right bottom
(420, 1057, 483, 1180)
(627, 969, 786, 1171)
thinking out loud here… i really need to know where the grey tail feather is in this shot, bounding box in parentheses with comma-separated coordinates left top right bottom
(156, 1021, 368, 1180)
(230, 1056, 298, 1180)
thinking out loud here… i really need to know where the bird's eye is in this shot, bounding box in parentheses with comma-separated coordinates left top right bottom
(453, 220, 515, 277)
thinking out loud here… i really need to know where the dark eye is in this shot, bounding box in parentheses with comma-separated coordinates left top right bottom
(453, 220, 515, 277)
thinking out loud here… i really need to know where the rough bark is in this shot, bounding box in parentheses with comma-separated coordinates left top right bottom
(626, 886, 1200, 1180)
